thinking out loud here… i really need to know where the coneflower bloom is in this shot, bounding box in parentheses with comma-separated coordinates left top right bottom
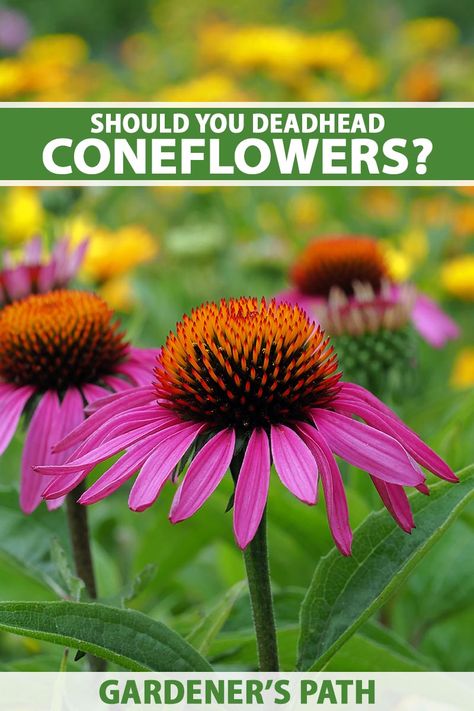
(0, 290, 157, 513)
(0, 236, 87, 308)
(37, 297, 457, 554)
(279, 235, 459, 348)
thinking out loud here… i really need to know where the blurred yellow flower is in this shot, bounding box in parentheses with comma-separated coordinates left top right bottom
(302, 30, 360, 71)
(68, 218, 158, 283)
(200, 24, 306, 74)
(441, 255, 474, 300)
(158, 72, 247, 102)
(383, 244, 413, 282)
(399, 228, 429, 264)
(453, 204, 474, 237)
(339, 55, 383, 95)
(99, 276, 135, 312)
(401, 17, 458, 54)
(451, 348, 474, 388)
(21, 34, 88, 69)
(0, 59, 27, 98)
(362, 187, 401, 222)
(0, 188, 45, 244)
(287, 193, 323, 230)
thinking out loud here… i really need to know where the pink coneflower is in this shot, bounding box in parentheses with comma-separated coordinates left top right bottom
(279, 235, 459, 348)
(0, 236, 87, 308)
(38, 297, 457, 554)
(0, 289, 157, 513)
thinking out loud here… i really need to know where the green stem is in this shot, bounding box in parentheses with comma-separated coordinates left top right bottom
(242, 509, 279, 671)
(66, 483, 106, 672)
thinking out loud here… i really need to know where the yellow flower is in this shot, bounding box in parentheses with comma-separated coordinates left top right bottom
(339, 55, 384, 95)
(453, 204, 474, 237)
(158, 72, 247, 102)
(200, 24, 306, 74)
(401, 17, 459, 54)
(451, 348, 474, 388)
(0, 188, 45, 244)
(287, 193, 323, 229)
(399, 228, 429, 264)
(441, 255, 474, 300)
(99, 276, 135, 312)
(302, 30, 360, 71)
(67, 217, 158, 283)
(0, 59, 27, 99)
(383, 244, 413, 282)
(21, 34, 88, 69)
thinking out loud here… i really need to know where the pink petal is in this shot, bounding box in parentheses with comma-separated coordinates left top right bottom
(103, 375, 132, 392)
(129, 422, 205, 512)
(21, 392, 59, 513)
(36, 419, 168, 475)
(297, 423, 352, 556)
(53, 392, 158, 454)
(85, 385, 156, 414)
(334, 391, 457, 483)
(81, 383, 111, 405)
(312, 409, 425, 487)
(78, 437, 163, 504)
(170, 429, 235, 523)
(0, 384, 34, 455)
(270, 424, 318, 504)
(233, 429, 271, 549)
(412, 293, 459, 348)
(370, 478, 415, 533)
(22, 388, 86, 512)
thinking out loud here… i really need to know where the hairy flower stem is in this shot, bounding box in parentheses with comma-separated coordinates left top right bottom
(243, 510, 279, 671)
(66, 482, 105, 672)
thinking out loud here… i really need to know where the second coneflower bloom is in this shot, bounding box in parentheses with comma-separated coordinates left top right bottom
(0, 290, 157, 513)
(280, 235, 460, 349)
(38, 298, 457, 554)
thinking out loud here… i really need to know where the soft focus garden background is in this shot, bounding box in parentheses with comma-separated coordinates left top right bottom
(0, 0, 474, 672)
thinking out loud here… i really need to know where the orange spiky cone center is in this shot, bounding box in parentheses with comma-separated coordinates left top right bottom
(155, 297, 341, 429)
(0, 290, 128, 391)
(291, 236, 390, 297)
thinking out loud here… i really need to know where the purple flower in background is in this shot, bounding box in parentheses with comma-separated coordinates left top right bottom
(0, 7, 31, 52)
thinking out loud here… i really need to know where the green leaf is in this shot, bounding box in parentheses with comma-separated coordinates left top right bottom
(187, 581, 245, 655)
(0, 601, 212, 671)
(297, 465, 474, 671)
(121, 564, 157, 606)
(50, 539, 85, 602)
(0, 486, 69, 597)
(322, 631, 429, 672)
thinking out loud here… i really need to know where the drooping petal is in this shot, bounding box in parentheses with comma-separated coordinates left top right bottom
(0, 384, 34, 455)
(312, 409, 425, 487)
(170, 429, 236, 523)
(270, 424, 318, 504)
(81, 383, 111, 405)
(297, 423, 352, 556)
(85, 385, 156, 415)
(412, 293, 460, 348)
(77, 437, 165, 504)
(23, 388, 86, 512)
(21, 391, 59, 513)
(370, 478, 415, 533)
(36, 419, 169, 475)
(233, 429, 271, 549)
(53, 389, 158, 454)
(129, 421, 205, 512)
(334, 388, 458, 483)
